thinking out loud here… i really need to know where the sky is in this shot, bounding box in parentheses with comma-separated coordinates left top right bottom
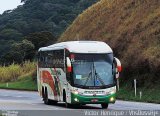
(0, 0, 23, 14)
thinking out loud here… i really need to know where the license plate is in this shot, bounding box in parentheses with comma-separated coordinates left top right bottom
(91, 99, 98, 102)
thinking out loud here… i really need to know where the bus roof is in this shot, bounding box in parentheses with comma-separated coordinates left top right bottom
(38, 41, 113, 53)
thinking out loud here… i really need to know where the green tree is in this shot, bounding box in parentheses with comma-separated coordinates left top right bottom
(1, 51, 23, 64)
(0, 29, 23, 41)
(1, 40, 35, 64)
(12, 39, 35, 61)
(24, 31, 57, 50)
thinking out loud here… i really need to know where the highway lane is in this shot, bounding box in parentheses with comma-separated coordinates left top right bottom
(0, 89, 160, 111)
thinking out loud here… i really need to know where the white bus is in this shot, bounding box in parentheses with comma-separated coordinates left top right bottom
(37, 41, 121, 109)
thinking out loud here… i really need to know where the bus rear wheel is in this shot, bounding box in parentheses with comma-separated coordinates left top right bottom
(44, 88, 57, 105)
(101, 103, 108, 109)
(44, 88, 50, 104)
(42, 87, 45, 101)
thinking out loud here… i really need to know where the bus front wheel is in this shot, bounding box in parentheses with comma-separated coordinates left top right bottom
(63, 90, 72, 108)
(101, 103, 108, 109)
(66, 102, 72, 108)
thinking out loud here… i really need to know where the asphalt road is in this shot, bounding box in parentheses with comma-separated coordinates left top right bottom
(0, 89, 160, 116)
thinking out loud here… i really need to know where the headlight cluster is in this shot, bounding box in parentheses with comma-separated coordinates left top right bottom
(71, 90, 79, 95)
(106, 88, 116, 95)
(71, 89, 80, 102)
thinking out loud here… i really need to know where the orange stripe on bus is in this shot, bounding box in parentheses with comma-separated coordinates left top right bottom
(42, 71, 58, 98)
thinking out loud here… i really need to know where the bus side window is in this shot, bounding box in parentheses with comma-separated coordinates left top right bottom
(38, 52, 44, 68)
(47, 51, 53, 68)
(54, 50, 64, 68)
(52, 51, 56, 68)
(41, 52, 46, 68)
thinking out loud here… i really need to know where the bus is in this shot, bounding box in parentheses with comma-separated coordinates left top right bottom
(37, 41, 121, 109)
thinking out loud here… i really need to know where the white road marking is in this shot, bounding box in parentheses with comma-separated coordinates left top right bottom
(17, 96, 23, 97)
(1, 94, 9, 96)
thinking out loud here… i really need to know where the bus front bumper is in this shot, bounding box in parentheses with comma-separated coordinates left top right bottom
(71, 93, 116, 104)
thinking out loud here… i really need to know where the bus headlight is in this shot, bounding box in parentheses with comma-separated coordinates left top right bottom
(109, 97, 115, 102)
(74, 98, 79, 102)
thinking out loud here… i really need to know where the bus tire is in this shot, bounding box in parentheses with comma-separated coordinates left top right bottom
(63, 90, 66, 102)
(63, 90, 72, 108)
(50, 100, 58, 105)
(42, 87, 45, 101)
(73, 104, 80, 109)
(101, 103, 108, 109)
(66, 103, 72, 108)
(44, 88, 51, 105)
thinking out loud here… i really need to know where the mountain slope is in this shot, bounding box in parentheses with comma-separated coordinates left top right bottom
(60, 0, 160, 83)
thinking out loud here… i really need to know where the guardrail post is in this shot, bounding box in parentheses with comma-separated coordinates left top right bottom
(134, 79, 137, 97)
(6, 83, 9, 88)
(140, 91, 142, 99)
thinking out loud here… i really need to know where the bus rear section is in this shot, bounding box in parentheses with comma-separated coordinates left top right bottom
(37, 41, 122, 109)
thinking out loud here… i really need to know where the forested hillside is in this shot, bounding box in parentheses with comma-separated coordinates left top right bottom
(0, 0, 98, 64)
(60, 0, 160, 84)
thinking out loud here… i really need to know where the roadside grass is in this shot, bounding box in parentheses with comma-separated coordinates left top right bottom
(0, 61, 36, 82)
(117, 82, 160, 104)
(0, 75, 37, 91)
(0, 61, 37, 91)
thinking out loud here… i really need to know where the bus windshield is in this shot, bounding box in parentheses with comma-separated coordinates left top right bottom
(71, 53, 115, 88)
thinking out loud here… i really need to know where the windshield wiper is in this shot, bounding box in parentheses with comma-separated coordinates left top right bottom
(95, 72, 105, 86)
(84, 61, 94, 86)
(84, 71, 92, 86)
(92, 60, 105, 86)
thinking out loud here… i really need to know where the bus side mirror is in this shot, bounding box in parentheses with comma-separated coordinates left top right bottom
(66, 57, 72, 72)
(114, 57, 122, 78)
